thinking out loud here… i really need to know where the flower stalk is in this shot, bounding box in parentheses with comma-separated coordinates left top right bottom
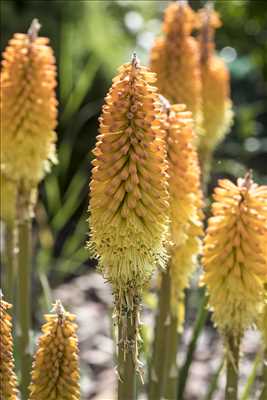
(117, 293, 139, 400)
(17, 190, 32, 400)
(0, 176, 17, 304)
(3, 222, 17, 304)
(162, 283, 179, 400)
(88, 53, 170, 399)
(225, 334, 240, 400)
(148, 268, 172, 400)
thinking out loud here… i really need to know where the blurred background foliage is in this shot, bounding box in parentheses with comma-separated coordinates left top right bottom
(1, 0, 267, 311)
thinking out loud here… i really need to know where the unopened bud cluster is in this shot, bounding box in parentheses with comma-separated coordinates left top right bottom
(29, 301, 80, 400)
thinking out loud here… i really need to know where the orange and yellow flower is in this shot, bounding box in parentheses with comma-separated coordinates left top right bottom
(29, 300, 80, 400)
(202, 173, 267, 338)
(0, 19, 57, 221)
(150, 2, 202, 137)
(89, 55, 169, 297)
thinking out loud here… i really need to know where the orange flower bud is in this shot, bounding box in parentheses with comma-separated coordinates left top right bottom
(150, 2, 203, 137)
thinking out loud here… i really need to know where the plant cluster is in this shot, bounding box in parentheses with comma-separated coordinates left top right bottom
(0, 2, 266, 400)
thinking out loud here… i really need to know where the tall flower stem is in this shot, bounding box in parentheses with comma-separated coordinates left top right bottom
(148, 267, 177, 400)
(225, 334, 240, 400)
(163, 311, 179, 400)
(3, 222, 17, 304)
(117, 295, 138, 400)
(17, 195, 32, 400)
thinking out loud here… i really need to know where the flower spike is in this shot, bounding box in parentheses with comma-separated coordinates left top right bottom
(202, 173, 267, 339)
(150, 1, 203, 137)
(88, 55, 169, 369)
(29, 300, 80, 400)
(0, 19, 58, 217)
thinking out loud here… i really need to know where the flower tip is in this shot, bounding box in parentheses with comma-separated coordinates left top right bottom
(131, 51, 140, 68)
(205, 1, 214, 13)
(51, 299, 65, 317)
(244, 169, 253, 186)
(177, 0, 188, 6)
(238, 169, 253, 189)
(28, 18, 41, 42)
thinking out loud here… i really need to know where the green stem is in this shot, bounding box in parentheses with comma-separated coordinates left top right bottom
(163, 312, 179, 400)
(259, 348, 267, 400)
(148, 269, 171, 400)
(204, 359, 224, 400)
(177, 292, 208, 399)
(241, 352, 261, 400)
(117, 295, 138, 400)
(18, 216, 32, 400)
(200, 149, 213, 196)
(3, 222, 17, 304)
(225, 334, 240, 400)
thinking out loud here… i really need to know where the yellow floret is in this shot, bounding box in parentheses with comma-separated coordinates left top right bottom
(29, 300, 80, 400)
(202, 173, 267, 339)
